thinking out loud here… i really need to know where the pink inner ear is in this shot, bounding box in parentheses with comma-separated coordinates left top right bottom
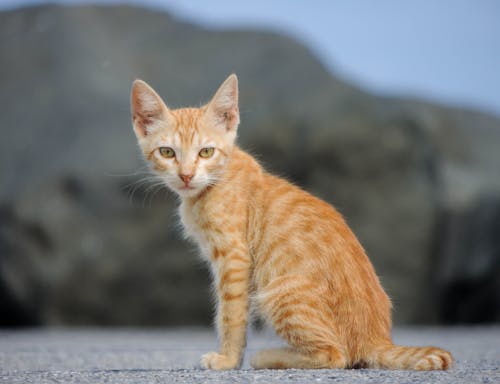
(208, 107, 238, 132)
(221, 108, 239, 131)
(211, 97, 239, 131)
(131, 79, 169, 137)
(132, 98, 165, 137)
(207, 74, 239, 131)
(132, 98, 165, 136)
(133, 113, 153, 136)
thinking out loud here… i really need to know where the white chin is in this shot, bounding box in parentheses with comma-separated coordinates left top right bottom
(176, 186, 203, 197)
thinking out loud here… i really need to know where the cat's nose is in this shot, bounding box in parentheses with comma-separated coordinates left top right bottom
(179, 173, 193, 185)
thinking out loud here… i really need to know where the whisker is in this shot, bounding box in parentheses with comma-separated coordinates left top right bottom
(143, 181, 170, 207)
(125, 175, 164, 204)
(122, 175, 158, 191)
(104, 164, 151, 178)
(146, 183, 168, 207)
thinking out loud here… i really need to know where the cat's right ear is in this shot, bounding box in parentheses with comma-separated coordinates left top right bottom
(205, 74, 240, 132)
(130, 79, 171, 138)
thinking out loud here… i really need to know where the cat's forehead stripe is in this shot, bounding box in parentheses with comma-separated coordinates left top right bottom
(170, 108, 204, 147)
(172, 108, 201, 128)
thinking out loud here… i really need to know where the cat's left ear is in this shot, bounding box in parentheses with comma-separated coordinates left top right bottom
(130, 79, 172, 138)
(205, 74, 240, 132)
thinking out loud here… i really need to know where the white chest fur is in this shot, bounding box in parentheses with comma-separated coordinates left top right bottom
(179, 200, 211, 260)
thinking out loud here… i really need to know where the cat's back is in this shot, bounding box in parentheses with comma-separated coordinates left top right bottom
(249, 163, 339, 265)
(255, 164, 351, 248)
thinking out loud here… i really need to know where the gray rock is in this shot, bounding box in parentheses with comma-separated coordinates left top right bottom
(0, 4, 499, 326)
(434, 194, 500, 323)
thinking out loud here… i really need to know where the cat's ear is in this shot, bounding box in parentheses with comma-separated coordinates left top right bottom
(205, 74, 240, 132)
(130, 79, 171, 138)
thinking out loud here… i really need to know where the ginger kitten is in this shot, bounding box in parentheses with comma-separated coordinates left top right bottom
(130, 74, 453, 370)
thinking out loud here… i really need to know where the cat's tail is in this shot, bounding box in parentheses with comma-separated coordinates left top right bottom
(369, 344, 453, 370)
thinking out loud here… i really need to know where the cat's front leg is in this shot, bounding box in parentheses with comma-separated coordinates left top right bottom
(201, 246, 251, 370)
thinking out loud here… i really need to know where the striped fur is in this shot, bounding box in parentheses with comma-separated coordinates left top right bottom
(131, 74, 453, 371)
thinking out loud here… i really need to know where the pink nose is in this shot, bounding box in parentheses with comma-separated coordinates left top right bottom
(179, 174, 193, 185)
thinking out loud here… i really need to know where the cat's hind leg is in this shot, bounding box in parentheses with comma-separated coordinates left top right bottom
(256, 275, 348, 369)
(251, 347, 344, 369)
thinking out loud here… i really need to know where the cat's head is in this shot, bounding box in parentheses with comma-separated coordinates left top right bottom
(131, 74, 240, 198)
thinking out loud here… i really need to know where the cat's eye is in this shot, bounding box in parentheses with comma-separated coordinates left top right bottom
(159, 147, 175, 158)
(199, 147, 215, 158)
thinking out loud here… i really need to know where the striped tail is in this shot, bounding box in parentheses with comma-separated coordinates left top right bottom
(370, 344, 454, 370)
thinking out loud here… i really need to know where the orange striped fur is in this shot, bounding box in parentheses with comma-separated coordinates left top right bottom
(130, 74, 453, 371)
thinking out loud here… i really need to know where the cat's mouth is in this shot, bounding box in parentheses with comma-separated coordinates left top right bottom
(177, 182, 200, 192)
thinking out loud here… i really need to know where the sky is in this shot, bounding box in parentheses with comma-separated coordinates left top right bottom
(2, 0, 499, 117)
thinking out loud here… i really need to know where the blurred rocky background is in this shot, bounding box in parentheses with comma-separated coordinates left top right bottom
(1, 4, 499, 327)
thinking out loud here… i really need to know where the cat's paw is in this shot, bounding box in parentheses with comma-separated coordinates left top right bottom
(201, 352, 239, 370)
(414, 348, 454, 370)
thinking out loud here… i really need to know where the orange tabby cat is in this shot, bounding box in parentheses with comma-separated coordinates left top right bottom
(130, 74, 453, 371)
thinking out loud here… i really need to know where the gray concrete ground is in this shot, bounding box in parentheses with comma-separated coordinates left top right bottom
(0, 327, 499, 383)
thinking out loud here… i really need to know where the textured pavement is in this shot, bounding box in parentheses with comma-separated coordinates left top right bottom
(0, 327, 499, 383)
